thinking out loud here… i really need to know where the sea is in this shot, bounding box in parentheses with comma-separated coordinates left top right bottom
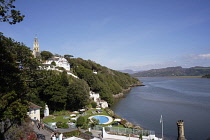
(111, 77, 210, 140)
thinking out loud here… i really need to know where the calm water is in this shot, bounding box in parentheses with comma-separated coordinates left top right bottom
(111, 77, 210, 140)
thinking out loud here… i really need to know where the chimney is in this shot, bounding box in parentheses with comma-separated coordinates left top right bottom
(177, 120, 187, 140)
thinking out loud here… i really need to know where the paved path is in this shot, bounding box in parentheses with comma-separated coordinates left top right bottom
(33, 125, 52, 140)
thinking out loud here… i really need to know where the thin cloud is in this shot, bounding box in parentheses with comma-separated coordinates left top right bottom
(197, 54, 210, 59)
(189, 53, 210, 60)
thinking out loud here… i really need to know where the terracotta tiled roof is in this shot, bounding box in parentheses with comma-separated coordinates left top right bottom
(29, 102, 42, 109)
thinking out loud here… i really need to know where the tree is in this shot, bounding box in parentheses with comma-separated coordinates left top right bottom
(60, 71, 69, 87)
(0, 33, 28, 139)
(76, 116, 86, 129)
(51, 61, 56, 66)
(40, 51, 53, 61)
(35, 70, 67, 111)
(90, 118, 99, 129)
(43, 84, 67, 111)
(64, 54, 74, 59)
(0, 0, 25, 24)
(66, 79, 90, 110)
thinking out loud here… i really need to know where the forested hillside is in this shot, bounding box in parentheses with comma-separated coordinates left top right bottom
(202, 74, 210, 78)
(132, 66, 210, 77)
(0, 33, 141, 118)
(66, 57, 141, 104)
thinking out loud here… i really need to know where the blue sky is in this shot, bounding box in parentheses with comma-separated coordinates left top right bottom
(1, 0, 210, 70)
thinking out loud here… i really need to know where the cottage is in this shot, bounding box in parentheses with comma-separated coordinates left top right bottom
(27, 103, 42, 121)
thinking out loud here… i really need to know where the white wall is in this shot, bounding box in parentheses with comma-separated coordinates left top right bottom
(28, 109, 41, 121)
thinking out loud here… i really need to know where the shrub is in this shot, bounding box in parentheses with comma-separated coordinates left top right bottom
(63, 130, 80, 137)
(85, 131, 92, 135)
(105, 108, 114, 116)
(91, 102, 97, 108)
(55, 66, 65, 71)
(76, 116, 86, 128)
(81, 123, 89, 130)
(56, 122, 69, 129)
(86, 104, 92, 109)
(80, 132, 94, 139)
(53, 110, 70, 116)
(120, 119, 127, 125)
(51, 61, 56, 66)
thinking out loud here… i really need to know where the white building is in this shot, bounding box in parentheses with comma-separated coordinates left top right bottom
(89, 91, 108, 108)
(99, 100, 109, 109)
(43, 56, 70, 71)
(90, 91, 100, 102)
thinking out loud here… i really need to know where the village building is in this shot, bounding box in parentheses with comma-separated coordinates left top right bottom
(89, 91, 108, 108)
(27, 102, 42, 121)
(43, 56, 70, 71)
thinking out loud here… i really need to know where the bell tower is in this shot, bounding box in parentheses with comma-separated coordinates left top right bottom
(33, 35, 40, 58)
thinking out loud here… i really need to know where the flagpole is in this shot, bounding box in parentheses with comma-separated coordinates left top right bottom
(162, 117, 163, 140)
(160, 115, 163, 140)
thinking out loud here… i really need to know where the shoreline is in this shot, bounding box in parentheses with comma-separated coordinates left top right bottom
(110, 83, 144, 130)
(113, 82, 144, 99)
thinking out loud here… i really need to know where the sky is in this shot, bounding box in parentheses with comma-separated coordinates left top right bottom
(1, 0, 210, 71)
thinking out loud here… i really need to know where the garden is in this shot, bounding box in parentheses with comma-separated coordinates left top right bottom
(42, 108, 130, 129)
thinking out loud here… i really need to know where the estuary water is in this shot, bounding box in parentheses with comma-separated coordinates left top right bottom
(111, 77, 210, 140)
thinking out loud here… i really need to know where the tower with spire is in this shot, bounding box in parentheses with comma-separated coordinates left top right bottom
(33, 36, 40, 58)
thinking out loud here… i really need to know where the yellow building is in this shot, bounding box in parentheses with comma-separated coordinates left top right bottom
(27, 102, 42, 121)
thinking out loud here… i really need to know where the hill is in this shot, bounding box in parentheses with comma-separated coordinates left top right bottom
(66, 58, 142, 103)
(202, 74, 210, 78)
(131, 66, 210, 77)
(1, 33, 142, 114)
(118, 69, 141, 74)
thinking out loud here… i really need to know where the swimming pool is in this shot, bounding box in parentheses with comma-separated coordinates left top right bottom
(93, 116, 108, 124)
(89, 115, 113, 124)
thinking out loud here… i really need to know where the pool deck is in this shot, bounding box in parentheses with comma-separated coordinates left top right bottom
(89, 115, 113, 124)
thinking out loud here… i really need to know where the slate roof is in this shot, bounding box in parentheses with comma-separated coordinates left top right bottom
(29, 102, 42, 109)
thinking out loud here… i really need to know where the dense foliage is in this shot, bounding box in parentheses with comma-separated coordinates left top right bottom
(132, 66, 210, 77)
(202, 74, 210, 78)
(40, 51, 53, 60)
(0, 33, 38, 139)
(67, 58, 140, 104)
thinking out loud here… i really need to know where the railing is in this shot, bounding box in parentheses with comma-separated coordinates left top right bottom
(31, 119, 56, 132)
(93, 125, 155, 136)
(43, 123, 57, 132)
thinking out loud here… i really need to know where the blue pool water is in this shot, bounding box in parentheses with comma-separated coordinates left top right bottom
(93, 115, 109, 124)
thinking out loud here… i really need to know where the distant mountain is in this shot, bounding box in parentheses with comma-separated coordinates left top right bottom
(118, 69, 141, 74)
(131, 66, 210, 77)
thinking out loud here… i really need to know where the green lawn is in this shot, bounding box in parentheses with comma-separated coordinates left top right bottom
(43, 115, 73, 124)
(43, 108, 115, 126)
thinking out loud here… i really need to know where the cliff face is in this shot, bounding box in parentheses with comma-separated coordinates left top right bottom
(131, 66, 210, 77)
